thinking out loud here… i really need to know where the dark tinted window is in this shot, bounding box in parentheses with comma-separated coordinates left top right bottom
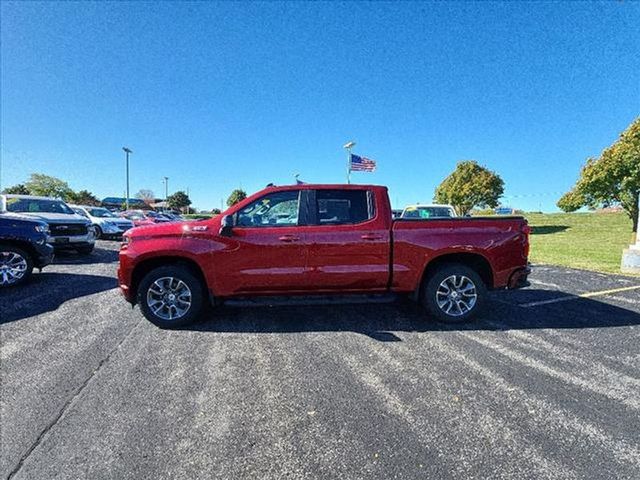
(315, 189, 373, 225)
(6, 198, 74, 215)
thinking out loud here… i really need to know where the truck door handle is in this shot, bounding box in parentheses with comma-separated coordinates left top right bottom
(278, 235, 300, 242)
(361, 233, 382, 241)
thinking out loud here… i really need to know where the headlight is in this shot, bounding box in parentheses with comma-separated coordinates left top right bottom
(35, 225, 49, 234)
(121, 235, 131, 247)
(102, 222, 119, 232)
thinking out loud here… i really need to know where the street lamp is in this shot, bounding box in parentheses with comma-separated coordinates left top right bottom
(123, 147, 132, 210)
(162, 176, 169, 211)
(343, 141, 356, 184)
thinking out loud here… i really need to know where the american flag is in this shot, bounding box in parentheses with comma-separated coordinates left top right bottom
(350, 154, 376, 172)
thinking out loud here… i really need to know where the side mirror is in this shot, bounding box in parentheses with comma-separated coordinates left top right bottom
(219, 215, 234, 237)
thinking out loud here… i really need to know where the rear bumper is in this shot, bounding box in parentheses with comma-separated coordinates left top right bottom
(508, 265, 531, 289)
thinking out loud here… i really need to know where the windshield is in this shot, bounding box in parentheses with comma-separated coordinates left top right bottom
(88, 208, 116, 218)
(6, 198, 75, 215)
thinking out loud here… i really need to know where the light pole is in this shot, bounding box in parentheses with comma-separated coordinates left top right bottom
(123, 147, 132, 210)
(343, 141, 355, 184)
(162, 177, 169, 211)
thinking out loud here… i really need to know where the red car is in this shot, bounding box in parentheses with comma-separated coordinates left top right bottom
(119, 210, 169, 227)
(118, 184, 530, 328)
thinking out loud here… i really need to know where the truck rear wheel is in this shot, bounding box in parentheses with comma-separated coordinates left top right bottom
(422, 263, 486, 323)
(138, 265, 205, 328)
(0, 246, 34, 288)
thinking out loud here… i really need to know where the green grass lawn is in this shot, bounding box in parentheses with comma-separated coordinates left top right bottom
(525, 212, 636, 274)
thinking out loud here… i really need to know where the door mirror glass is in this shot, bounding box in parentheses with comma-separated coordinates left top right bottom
(219, 215, 234, 236)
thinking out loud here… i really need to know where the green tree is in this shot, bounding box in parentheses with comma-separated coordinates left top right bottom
(556, 189, 585, 213)
(434, 160, 504, 216)
(69, 190, 101, 206)
(25, 173, 74, 199)
(562, 118, 640, 232)
(226, 189, 247, 207)
(167, 190, 192, 211)
(2, 184, 29, 194)
(211, 208, 221, 215)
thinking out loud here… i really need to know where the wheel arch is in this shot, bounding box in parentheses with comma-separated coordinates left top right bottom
(130, 255, 210, 305)
(416, 252, 494, 299)
(0, 240, 36, 262)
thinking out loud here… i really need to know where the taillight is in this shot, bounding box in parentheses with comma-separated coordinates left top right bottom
(521, 222, 531, 258)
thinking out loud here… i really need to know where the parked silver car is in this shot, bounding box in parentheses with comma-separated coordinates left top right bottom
(69, 205, 134, 239)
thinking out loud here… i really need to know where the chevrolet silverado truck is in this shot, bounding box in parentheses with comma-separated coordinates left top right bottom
(0, 195, 96, 254)
(0, 212, 54, 287)
(118, 184, 530, 328)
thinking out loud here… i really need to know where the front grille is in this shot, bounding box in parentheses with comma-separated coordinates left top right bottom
(49, 223, 88, 236)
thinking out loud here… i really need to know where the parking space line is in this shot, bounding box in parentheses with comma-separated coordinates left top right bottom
(519, 285, 640, 308)
(528, 279, 561, 289)
(579, 285, 640, 298)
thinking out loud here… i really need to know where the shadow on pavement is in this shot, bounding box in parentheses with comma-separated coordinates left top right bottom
(52, 246, 119, 265)
(185, 289, 640, 341)
(0, 273, 117, 324)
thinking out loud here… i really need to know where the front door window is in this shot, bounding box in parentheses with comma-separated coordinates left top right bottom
(236, 190, 300, 227)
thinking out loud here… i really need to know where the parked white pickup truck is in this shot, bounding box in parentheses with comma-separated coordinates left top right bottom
(0, 195, 96, 254)
(401, 204, 457, 219)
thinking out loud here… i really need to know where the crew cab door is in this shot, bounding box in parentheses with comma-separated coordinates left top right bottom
(305, 188, 390, 291)
(214, 189, 311, 295)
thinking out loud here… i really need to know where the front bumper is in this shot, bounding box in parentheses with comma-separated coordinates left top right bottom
(47, 232, 96, 249)
(33, 242, 55, 268)
(101, 223, 133, 237)
(118, 247, 135, 303)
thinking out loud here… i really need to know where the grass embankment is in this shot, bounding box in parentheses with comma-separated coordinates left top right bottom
(525, 212, 635, 274)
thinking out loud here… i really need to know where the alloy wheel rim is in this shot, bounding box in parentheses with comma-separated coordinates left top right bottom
(435, 274, 477, 317)
(0, 251, 28, 285)
(146, 276, 192, 321)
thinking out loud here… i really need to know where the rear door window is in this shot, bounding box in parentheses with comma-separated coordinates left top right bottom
(314, 189, 374, 225)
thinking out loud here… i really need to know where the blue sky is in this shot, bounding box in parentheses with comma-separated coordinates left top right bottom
(1, 1, 638, 211)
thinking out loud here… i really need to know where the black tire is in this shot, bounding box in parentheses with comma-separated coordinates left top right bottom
(422, 263, 487, 323)
(0, 245, 34, 288)
(137, 265, 205, 328)
(76, 245, 95, 254)
(93, 225, 102, 239)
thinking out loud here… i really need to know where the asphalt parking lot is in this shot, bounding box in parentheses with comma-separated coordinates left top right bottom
(1, 241, 639, 480)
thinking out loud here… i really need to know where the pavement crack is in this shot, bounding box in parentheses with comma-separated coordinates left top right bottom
(5, 319, 142, 480)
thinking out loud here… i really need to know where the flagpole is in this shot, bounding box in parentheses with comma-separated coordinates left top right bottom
(343, 141, 356, 184)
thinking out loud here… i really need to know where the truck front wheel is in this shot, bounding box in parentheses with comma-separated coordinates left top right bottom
(0, 246, 34, 287)
(138, 265, 205, 328)
(422, 263, 486, 323)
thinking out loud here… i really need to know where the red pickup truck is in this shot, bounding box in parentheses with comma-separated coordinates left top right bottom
(118, 184, 530, 328)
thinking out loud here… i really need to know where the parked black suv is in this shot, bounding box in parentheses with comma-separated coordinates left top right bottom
(0, 213, 54, 287)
